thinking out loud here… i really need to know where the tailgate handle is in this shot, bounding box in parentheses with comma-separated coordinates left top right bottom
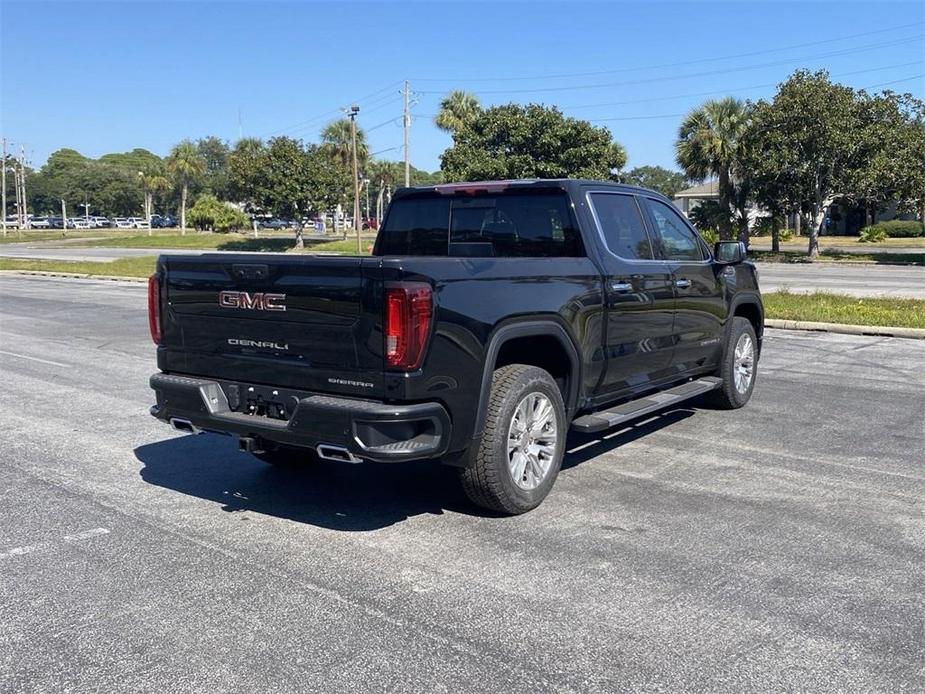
(232, 264, 270, 281)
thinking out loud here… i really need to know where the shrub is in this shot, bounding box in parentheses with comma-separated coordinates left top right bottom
(188, 194, 250, 232)
(861, 220, 924, 239)
(778, 229, 794, 242)
(859, 226, 887, 243)
(698, 228, 719, 245)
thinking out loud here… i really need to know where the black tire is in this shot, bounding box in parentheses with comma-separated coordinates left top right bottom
(459, 364, 566, 514)
(253, 443, 318, 468)
(707, 316, 758, 410)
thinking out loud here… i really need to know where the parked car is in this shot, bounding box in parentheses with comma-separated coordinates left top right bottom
(130, 217, 150, 229)
(113, 218, 134, 229)
(151, 214, 177, 229)
(29, 217, 51, 229)
(72, 219, 93, 230)
(90, 216, 111, 228)
(258, 218, 295, 230)
(148, 179, 764, 514)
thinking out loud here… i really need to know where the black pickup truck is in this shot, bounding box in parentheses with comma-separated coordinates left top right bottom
(149, 179, 762, 513)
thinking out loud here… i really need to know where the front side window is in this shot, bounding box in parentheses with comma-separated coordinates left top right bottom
(646, 199, 705, 261)
(589, 193, 653, 260)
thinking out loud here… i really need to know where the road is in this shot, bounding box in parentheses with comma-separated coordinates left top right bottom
(1, 275, 923, 692)
(757, 262, 925, 299)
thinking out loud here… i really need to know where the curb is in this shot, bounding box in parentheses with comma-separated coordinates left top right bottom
(766, 319, 925, 340)
(0, 270, 146, 283)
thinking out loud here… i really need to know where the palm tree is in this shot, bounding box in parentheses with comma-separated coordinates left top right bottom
(140, 169, 171, 235)
(368, 160, 403, 222)
(321, 119, 368, 169)
(166, 140, 206, 234)
(675, 98, 751, 241)
(435, 90, 481, 135)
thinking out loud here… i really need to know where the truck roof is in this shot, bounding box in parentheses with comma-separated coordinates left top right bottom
(394, 178, 670, 202)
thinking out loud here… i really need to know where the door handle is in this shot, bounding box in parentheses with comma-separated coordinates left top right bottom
(609, 281, 633, 293)
(674, 279, 691, 289)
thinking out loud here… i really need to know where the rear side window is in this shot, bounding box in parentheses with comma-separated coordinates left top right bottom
(646, 199, 706, 261)
(376, 191, 584, 257)
(589, 193, 653, 260)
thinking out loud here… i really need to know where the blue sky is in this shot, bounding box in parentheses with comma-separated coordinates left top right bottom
(2, 1, 923, 173)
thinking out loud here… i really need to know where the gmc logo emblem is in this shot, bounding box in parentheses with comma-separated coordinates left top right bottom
(218, 291, 287, 312)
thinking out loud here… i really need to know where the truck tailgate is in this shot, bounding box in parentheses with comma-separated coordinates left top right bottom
(158, 253, 384, 392)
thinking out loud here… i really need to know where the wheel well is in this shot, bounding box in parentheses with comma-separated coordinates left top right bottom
(734, 302, 763, 339)
(494, 335, 572, 406)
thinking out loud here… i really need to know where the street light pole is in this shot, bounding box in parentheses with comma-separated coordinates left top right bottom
(348, 104, 361, 254)
(61, 199, 67, 237)
(1, 137, 7, 237)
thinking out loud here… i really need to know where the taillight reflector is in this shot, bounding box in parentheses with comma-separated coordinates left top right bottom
(384, 283, 432, 370)
(148, 274, 162, 345)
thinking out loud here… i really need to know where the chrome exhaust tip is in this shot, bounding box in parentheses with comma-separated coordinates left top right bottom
(315, 444, 362, 464)
(169, 417, 200, 434)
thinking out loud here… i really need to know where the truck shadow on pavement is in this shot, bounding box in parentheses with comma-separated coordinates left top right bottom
(134, 407, 697, 531)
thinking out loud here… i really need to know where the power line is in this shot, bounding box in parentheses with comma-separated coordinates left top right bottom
(586, 73, 925, 123)
(561, 60, 923, 111)
(417, 35, 923, 95)
(412, 21, 924, 83)
(261, 80, 403, 138)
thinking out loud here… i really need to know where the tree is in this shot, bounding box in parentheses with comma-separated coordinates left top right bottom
(440, 103, 626, 182)
(321, 118, 368, 169)
(187, 193, 249, 232)
(435, 90, 481, 135)
(228, 137, 266, 210)
(675, 97, 751, 242)
(848, 91, 925, 225)
(741, 71, 861, 257)
(166, 140, 206, 234)
(622, 165, 689, 198)
(140, 168, 171, 234)
(196, 136, 231, 199)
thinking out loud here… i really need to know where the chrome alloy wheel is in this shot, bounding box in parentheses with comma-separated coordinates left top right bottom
(733, 332, 755, 394)
(507, 392, 558, 491)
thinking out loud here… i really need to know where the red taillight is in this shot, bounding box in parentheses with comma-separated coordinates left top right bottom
(384, 283, 432, 370)
(148, 274, 162, 345)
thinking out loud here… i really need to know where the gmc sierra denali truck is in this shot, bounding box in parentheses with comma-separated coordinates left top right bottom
(149, 179, 762, 514)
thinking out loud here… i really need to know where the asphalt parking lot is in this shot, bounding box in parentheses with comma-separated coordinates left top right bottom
(1, 275, 923, 692)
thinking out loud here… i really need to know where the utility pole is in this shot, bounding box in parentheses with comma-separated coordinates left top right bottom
(348, 104, 361, 254)
(13, 164, 22, 230)
(402, 80, 411, 187)
(61, 199, 67, 237)
(1, 137, 7, 237)
(81, 201, 91, 223)
(19, 146, 28, 230)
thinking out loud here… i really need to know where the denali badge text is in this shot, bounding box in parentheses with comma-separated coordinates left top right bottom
(219, 290, 286, 312)
(228, 338, 289, 350)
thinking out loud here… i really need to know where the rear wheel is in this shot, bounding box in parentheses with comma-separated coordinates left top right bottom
(707, 317, 758, 409)
(460, 364, 566, 514)
(253, 443, 318, 468)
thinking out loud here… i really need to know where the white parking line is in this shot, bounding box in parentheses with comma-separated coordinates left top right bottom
(63, 527, 110, 542)
(0, 349, 67, 367)
(0, 543, 48, 559)
(0, 527, 110, 559)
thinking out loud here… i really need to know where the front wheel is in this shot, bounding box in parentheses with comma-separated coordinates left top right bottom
(459, 364, 566, 514)
(707, 317, 758, 409)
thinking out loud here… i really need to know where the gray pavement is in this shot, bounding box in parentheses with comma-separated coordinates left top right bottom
(757, 262, 925, 299)
(0, 274, 923, 692)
